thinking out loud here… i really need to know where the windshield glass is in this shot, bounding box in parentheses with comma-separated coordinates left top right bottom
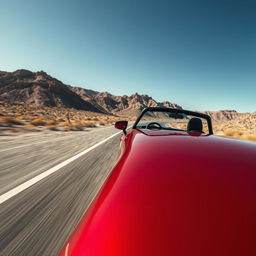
(135, 110, 210, 134)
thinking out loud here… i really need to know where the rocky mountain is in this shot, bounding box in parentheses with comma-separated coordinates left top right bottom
(70, 87, 182, 116)
(0, 69, 181, 115)
(203, 110, 241, 122)
(2, 69, 249, 121)
(0, 69, 101, 113)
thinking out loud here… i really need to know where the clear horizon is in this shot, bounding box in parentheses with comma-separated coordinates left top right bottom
(1, 0, 256, 112)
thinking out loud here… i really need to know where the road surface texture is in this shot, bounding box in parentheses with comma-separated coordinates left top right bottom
(0, 125, 123, 256)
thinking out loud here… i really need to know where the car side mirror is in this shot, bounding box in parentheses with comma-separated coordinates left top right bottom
(115, 121, 128, 134)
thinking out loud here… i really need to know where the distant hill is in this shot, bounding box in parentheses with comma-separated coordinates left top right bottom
(1, 69, 252, 122)
(0, 69, 102, 113)
(203, 110, 241, 122)
(0, 69, 181, 115)
(70, 87, 182, 116)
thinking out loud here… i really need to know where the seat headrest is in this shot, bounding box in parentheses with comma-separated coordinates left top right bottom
(187, 118, 203, 133)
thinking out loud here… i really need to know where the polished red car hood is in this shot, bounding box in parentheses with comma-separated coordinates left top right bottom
(60, 130, 256, 256)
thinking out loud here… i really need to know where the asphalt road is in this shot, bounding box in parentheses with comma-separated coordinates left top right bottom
(0, 126, 122, 256)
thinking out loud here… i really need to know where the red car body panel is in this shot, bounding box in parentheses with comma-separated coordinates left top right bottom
(59, 129, 256, 256)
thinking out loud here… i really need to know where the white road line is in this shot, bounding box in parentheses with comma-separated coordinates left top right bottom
(0, 130, 122, 205)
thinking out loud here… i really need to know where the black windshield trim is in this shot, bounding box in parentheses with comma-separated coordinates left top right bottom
(132, 107, 213, 135)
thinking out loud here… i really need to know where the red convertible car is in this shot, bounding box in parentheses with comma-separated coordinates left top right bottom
(59, 107, 256, 256)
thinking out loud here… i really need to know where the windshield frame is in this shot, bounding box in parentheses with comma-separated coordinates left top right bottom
(132, 107, 213, 134)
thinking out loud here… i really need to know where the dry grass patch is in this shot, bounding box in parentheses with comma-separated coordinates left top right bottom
(59, 121, 71, 127)
(0, 103, 134, 134)
(69, 121, 84, 131)
(10, 127, 21, 133)
(222, 128, 256, 142)
(62, 124, 79, 131)
(24, 123, 39, 131)
(90, 117, 100, 121)
(31, 117, 47, 126)
(0, 117, 24, 126)
(46, 125, 59, 131)
(223, 129, 244, 137)
(47, 119, 57, 125)
(242, 135, 256, 142)
(81, 121, 97, 128)
(71, 125, 84, 131)
(58, 120, 96, 131)
(56, 118, 65, 122)
(99, 120, 108, 126)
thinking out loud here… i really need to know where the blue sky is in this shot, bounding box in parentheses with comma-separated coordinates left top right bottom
(0, 0, 255, 112)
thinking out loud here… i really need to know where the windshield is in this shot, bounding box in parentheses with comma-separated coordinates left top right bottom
(134, 109, 212, 134)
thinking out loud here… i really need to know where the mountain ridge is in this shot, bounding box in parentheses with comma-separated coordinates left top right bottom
(0, 69, 102, 113)
(0, 69, 181, 115)
(1, 69, 253, 122)
(70, 86, 182, 116)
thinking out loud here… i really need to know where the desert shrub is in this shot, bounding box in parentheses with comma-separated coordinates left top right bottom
(71, 125, 84, 131)
(58, 121, 82, 131)
(63, 125, 73, 131)
(99, 121, 107, 126)
(46, 125, 58, 131)
(10, 128, 21, 133)
(0, 117, 6, 126)
(68, 121, 84, 131)
(222, 128, 256, 142)
(21, 115, 35, 121)
(56, 118, 65, 122)
(47, 119, 57, 125)
(31, 117, 47, 126)
(223, 129, 244, 137)
(59, 121, 70, 127)
(242, 135, 256, 142)
(0, 117, 24, 126)
(24, 124, 39, 131)
(82, 121, 97, 127)
(91, 117, 99, 121)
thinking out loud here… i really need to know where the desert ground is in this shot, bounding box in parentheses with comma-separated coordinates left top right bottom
(213, 112, 256, 142)
(0, 102, 135, 133)
(0, 102, 255, 142)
